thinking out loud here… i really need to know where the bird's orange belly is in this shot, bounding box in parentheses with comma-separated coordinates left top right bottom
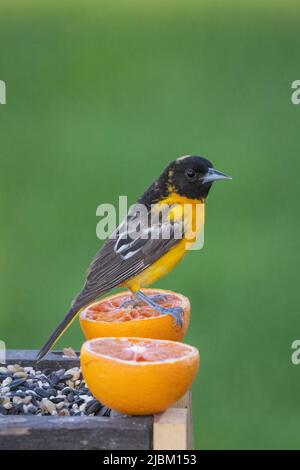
(124, 199, 204, 292)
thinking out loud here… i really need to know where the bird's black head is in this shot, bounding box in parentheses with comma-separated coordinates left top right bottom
(165, 155, 231, 201)
(139, 155, 231, 207)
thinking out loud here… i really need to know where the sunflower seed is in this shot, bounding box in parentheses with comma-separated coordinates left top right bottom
(65, 368, 81, 381)
(41, 398, 57, 415)
(66, 380, 74, 388)
(13, 371, 28, 379)
(2, 376, 12, 387)
(51, 397, 65, 404)
(61, 387, 72, 395)
(0, 405, 8, 415)
(34, 387, 51, 398)
(27, 404, 38, 414)
(10, 378, 27, 390)
(3, 401, 13, 410)
(0, 371, 13, 380)
(97, 406, 111, 417)
(85, 399, 102, 415)
(8, 364, 23, 372)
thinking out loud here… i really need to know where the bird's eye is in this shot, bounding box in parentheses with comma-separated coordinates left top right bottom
(185, 168, 197, 180)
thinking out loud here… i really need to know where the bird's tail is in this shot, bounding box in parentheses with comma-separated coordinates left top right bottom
(36, 305, 79, 362)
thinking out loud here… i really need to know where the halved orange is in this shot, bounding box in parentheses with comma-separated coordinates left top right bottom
(79, 288, 190, 342)
(81, 337, 199, 415)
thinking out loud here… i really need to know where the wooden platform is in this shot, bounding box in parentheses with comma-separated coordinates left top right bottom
(0, 350, 193, 450)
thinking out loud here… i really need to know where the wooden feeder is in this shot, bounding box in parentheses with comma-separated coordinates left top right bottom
(0, 350, 194, 450)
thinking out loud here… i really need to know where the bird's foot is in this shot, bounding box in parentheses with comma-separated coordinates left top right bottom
(134, 290, 184, 328)
(165, 306, 184, 328)
(147, 303, 184, 328)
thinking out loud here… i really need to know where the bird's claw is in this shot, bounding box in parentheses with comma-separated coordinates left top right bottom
(130, 290, 184, 328)
(167, 306, 184, 328)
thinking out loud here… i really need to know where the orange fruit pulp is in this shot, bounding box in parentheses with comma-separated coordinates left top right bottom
(81, 337, 199, 415)
(79, 288, 190, 342)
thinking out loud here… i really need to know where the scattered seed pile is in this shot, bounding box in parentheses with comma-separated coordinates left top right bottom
(0, 364, 111, 417)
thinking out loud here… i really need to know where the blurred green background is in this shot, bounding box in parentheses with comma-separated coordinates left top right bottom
(1, 0, 300, 449)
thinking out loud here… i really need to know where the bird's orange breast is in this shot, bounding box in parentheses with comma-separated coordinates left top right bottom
(124, 196, 205, 292)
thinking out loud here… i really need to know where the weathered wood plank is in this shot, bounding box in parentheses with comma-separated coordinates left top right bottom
(153, 391, 193, 450)
(153, 408, 188, 450)
(0, 415, 153, 450)
(172, 392, 194, 449)
(6, 349, 80, 369)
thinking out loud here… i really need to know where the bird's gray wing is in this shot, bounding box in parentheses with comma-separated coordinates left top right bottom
(72, 205, 184, 310)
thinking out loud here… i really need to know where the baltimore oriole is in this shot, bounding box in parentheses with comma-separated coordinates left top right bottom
(37, 155, 231, 360)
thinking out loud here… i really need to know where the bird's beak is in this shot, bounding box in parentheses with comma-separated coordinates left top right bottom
(203, 167, 232, 184)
